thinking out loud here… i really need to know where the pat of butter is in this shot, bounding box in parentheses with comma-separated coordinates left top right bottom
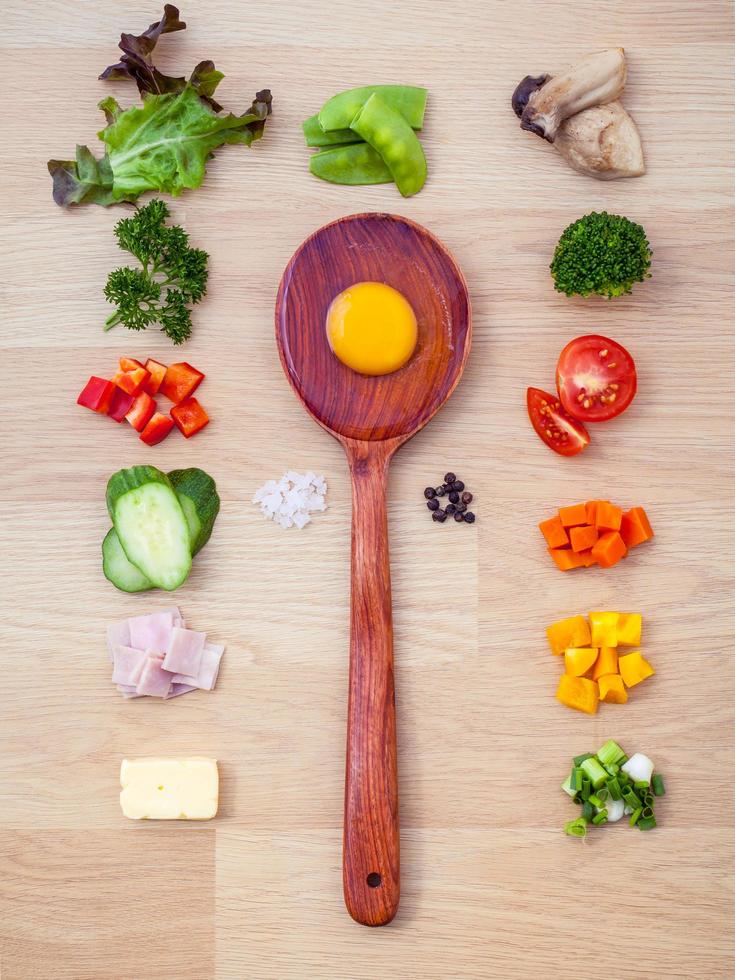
(120, 757, 218, 820)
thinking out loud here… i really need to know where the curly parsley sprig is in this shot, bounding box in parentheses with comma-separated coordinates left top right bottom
(104, 199, 208, 345)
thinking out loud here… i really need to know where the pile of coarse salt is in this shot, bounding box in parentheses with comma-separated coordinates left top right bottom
(253, 471, 327, 529)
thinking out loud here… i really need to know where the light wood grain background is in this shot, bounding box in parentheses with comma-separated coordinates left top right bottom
(1, 1, 734, 977)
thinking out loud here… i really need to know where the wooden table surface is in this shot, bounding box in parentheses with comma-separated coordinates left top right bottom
(1, 1, 733, 977)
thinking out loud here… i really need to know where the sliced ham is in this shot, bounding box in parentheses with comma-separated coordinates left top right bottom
(107, 620, 131, 663)
(162, 627, 206, 677)
(128, 611, 178, 652)
(111, 646, 148, 687)
(136, 653, 172, 698)
(171, 643, 225, 691)
(106, 609, 223, 701)
(165, 683, 198, 699)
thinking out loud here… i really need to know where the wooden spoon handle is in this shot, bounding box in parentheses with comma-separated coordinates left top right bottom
(343, 440, 400, 926)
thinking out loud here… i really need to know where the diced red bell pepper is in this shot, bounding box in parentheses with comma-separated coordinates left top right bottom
(160, 362, 204, 404)
(119, 356, 145, 373)
(113, 367, 150, 396)
(108, 387, 136, 423)
(171, 397, 210, 438)
(143, 359, 167, 396)
(140, 412, 175, 446)
(77, 377, 116, 414)
(125, 392, 156, 432)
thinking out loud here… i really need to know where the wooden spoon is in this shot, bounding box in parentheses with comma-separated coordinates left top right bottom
(275, 212, 471, 926)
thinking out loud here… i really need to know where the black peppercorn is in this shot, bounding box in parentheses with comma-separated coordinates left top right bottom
(454, 511, 464, 522)
(427, 498, 440, 511)
(448, 491, 460, 504)
(455, 502, 467, 513)
(424, 487, 436, 499)
(464, 512, 475, 523)
(435, 485, 446, 497)
(445, 503, 456, 515)
(452, 480, 465, 492)
(461, 491, 473, 504)
(444, 472, 456, 484)
(433, 510, 447, 523)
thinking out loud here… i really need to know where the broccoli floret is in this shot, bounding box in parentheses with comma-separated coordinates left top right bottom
(550, 211, 652, 299)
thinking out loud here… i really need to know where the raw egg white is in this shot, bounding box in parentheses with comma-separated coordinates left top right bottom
(326, 281, 418, 376)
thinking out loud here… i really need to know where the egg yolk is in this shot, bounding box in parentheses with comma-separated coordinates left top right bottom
(326, 281, 418, 376)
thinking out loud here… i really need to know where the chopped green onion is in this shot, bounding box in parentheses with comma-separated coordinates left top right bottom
(588, 794, 604, 809)
(652, 774, 666, 797)
(629, 807, 642, 826)
(634, 779, 650, 790)
(603, 762, 620, 776)
(622, 787, 642, 809)
(573, 753, 594, 766)
(561, 774, 575, 798)
(596, 787, 609, 803)
(643, 793, 654, 807)
(637, 816, 657, 831)
(564, 817, 588, 838)
(617, 771, 630, 786)
(591, 810, 608, 825)
(597, 740, 626, 768)
(581, 778, 591, 801)
(571, 768, 584, 792)
(581, 801, 595, 822)
(606, 777, 622, 800)
(605, 797, 625, 822)
(581, 756, 608, 789)
(641, 806, 654, 819)
(572, 796, 582, 805)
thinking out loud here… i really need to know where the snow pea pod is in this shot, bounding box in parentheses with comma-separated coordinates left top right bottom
(350, 92, 427, 197)
(309, 142, 392, 185)
(318, 85, 427, 133)
(302, 114, 361, 148)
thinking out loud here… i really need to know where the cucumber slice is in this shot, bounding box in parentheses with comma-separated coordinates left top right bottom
(107, 466, 192, 591)
(102, 528, 153, 593)
(168, 468, 220, 555)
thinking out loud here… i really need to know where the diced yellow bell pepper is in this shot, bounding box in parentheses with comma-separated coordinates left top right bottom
(556, 674, 599, 714)
(546, 615, 592, 655)
(598, 674, 628, 704)
(590, 611, 620, 647)
(616, 613, 642, 647)
(564, 647, 598, 677)
(618, 651, 655, 688)
(592, 646, 618, 680)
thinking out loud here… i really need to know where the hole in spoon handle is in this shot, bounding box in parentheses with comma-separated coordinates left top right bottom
(343, 441, 400, 926)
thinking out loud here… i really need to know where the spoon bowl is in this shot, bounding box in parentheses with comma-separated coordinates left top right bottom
(275, 212, 471, 926)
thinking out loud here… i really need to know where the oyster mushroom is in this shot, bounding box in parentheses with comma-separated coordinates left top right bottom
(555, 102, 645, 179)
(520, 48, 627, 142)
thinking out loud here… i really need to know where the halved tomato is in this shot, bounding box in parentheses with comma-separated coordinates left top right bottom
(556, 335, 636, 423)
(527, 387, 590, 457)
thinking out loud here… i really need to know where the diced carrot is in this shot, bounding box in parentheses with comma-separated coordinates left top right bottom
(556, 674, 599, 715)
(570, 524, 598, 552)
(592, 646, 618, 680)
(564, 647, 598, 677)
(539, 515, 569, 549)
(595, 501, 623, 532)
(577, 550, 597, 567)
(598, 674, 628, 704)
(620, 507, 654, 548)
(591, 531, 627, 568)
(559, 503, 588, 528)
(549, 548, 587, 571)
(546, 616, 591, 655)
(119, 356, 145, 372)
(585, 500, 604, 525)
